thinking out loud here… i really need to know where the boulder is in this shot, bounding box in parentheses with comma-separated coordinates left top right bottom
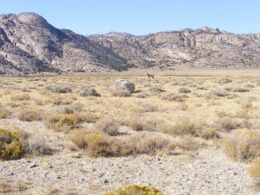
(114, 79, 135, 93)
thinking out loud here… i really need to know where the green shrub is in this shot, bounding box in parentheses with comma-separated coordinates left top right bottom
(0, 129, 24, 160)
(105, 184, 162, 195)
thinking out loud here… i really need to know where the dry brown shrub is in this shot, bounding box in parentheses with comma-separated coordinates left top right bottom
(79, 87, 101, 97)
(167, 120, 218, 140)
(248, 157, 260, 183)
(53, 97, 73, 105)
(161, 93, 187, 102)
(18, 108, 42, 121)
(11, 94, 30, 101)
(105, 184, 162, 195)
(179, 87, 191, 93)
(0, 177, 30, 193)
(0, 177, 12, 193)
(45, 113, 84, 131)
(224, 131, 260, 162)
(23, 136, 52, 156)
(50, 86, 72, 93)
(0, 107, 9, 119)
(125, 115, 161, 132)
(69, 132, 170, 157)
(217, 117, 243, 131)
(96, 117, 122, 136)
(169, 135, 207, 151)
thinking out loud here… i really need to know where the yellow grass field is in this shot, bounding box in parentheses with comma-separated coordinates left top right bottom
(0, 69, 259, 194)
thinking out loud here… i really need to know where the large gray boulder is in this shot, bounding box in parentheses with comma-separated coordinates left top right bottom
(114, 79, 135, 93)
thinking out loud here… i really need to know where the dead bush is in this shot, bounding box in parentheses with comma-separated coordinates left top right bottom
(11, 94, 30, 101)
(53, 97, 73, 105)
(105, 184, 162, 195)
(126, 115, 160, 131)
(79, 87, 101, 97)
(179, 87, 191, 93)
(96, 117, 122, 136)
(45, 113, 84, 131)
(149, 84, 165, 93)
(167, 120, 218, 139)
(0, 107, 9, 119)
(211, 90, 230, 97)
(233, 87, 249, 93)
(218, 78, 232, 84)
(224, 131, 260, 162)
(50, 86, 72, 93)
(169, 135, 207, 151)
(23, 136, 52, 156)
(18, 108, 42, 121)
(69, 132, 170, 157)
(248, 157, 260, 183)
(161, 93, 188, 102)
(217, 117, 242, 131)
(130, 102, 158, 113)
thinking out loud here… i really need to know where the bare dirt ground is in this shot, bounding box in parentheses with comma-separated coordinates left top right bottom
(0, 69, 259, 195)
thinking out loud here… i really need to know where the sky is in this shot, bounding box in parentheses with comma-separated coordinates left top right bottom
(0, 0, 259, 35)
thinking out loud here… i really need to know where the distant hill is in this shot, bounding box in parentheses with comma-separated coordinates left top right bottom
(0, 12, 260, 74)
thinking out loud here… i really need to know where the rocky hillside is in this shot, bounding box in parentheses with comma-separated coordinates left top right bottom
(0, 12, 260, 74)
(89, 28, 260, 69)
(0, 12, 127, 74)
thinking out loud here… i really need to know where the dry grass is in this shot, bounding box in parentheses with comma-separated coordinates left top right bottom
(167, 120, 219, 140)
(105, 184, 162, 195)
(125, 115, 161, 131)
(216, 117, 242, 131)
(224, 131, 260, 162)
(0, 71, 259, 166)
(0, 107, 9, 119)
(170, 135, 207, 151)
(23, 136, 52, 156)
(95, 117, 122, 136)
(69, 132, 171, 157)
(45, 113, 84, 131)
(248, 157, 260, 183)
(10, 93, 30, 101)
(0, 177, 30, 193)
(18, 108, 42, 121)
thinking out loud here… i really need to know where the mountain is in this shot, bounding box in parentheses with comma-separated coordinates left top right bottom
(0, 12, 260, 74)
(89, 28, 260, 69)
(0, 12, 127, 74)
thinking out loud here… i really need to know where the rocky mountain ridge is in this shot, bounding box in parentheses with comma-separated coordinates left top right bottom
(0, 12, 260, 74)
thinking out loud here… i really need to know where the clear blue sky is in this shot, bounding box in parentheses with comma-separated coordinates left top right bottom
(0, 0, 259, 35)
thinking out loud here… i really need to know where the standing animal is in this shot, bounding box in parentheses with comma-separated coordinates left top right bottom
(147, 72, 155, 79)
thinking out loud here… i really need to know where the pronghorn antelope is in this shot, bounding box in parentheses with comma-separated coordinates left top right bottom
(147, 72, 155, 79)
